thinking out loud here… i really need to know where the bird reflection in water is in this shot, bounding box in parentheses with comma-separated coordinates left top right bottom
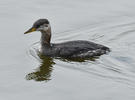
(26, 53, 55, 82)
(26, 52, 98, 82)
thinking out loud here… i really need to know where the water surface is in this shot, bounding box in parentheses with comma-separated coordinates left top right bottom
(1, 0, 135, 100)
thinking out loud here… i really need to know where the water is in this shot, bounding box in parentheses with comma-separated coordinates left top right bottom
(1, 0, 135, 100)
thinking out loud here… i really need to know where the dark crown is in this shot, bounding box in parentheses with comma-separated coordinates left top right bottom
(33, 19, 49, 28)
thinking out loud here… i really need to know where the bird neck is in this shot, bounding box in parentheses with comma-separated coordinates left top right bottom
(41, 28, 51, 47)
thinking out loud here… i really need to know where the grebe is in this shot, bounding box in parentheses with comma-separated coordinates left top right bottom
(24, 19, 110, 58)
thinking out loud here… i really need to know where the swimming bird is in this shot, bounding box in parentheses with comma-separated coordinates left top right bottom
(24, 19, 110, 58)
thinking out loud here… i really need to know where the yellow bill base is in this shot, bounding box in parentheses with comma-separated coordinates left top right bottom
(24, 27, 36, 34)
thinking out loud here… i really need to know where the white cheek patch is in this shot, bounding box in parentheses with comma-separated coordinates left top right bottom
(43, 24, 51, 31)
(36, 24, 50, 31)
(43, 26, 49, 31)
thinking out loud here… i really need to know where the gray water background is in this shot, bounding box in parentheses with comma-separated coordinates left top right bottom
(1, 0, 135, 100)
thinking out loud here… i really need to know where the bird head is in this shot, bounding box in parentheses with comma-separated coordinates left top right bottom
(24, 19, 50, 34)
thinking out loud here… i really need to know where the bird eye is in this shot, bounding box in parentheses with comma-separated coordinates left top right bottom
(35, 25, 40, 28)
